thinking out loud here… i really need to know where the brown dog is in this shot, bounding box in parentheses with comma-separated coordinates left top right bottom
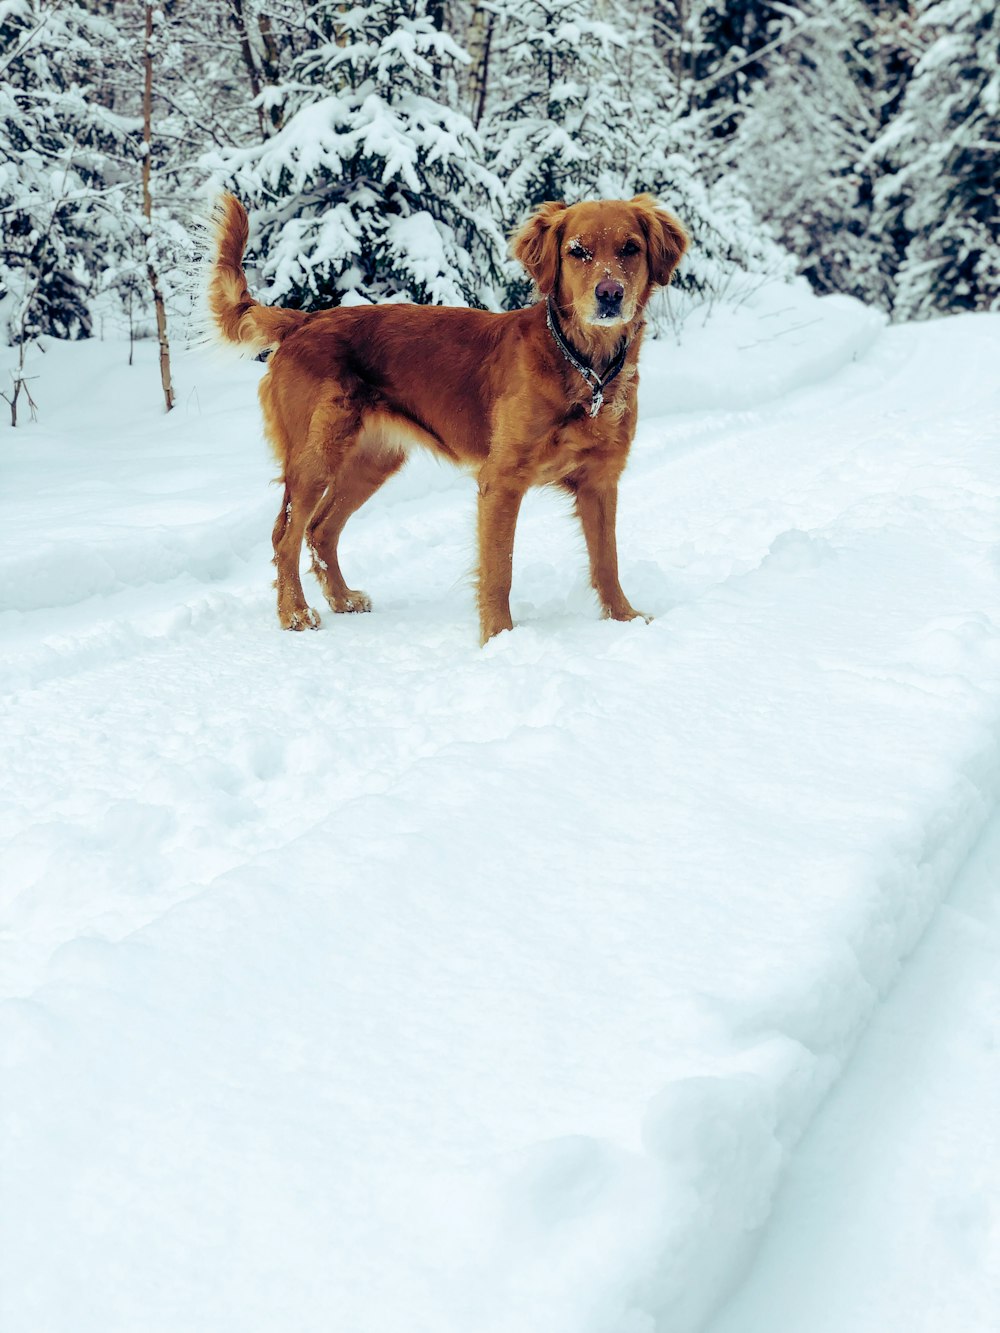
(207, 193, 687, 643)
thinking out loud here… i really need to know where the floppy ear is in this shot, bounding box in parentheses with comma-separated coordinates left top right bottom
(631, 194, 689, 287)
(511, 200, 567, 296)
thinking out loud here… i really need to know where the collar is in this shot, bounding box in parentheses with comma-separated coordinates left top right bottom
(545, 297, 636, 418)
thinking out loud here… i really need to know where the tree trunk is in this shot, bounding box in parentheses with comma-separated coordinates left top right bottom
(1, 342, 38, 427)
(141, 3, 174, 413)
(257, 13, 284, 128)
(467, 4, 494, 128)
(228, 0, 267, 140)
(426, 0, 445, 83)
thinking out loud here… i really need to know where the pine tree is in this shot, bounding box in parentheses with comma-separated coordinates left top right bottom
(102, 0, 265, 334)
(474, 0, 788, 308)
(0, 0, 133, 345)
(602, 1, 790, 309)
(211, 0, 506, 310)
(479, 0, 634, 215)
(9, 0, 993, 353)
(726, 0, 888, 305)
(873, 0, 999, 319)
(652, 0, 795, 133)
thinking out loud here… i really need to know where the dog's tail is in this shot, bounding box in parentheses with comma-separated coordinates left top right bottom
(206, 194, 306, 356)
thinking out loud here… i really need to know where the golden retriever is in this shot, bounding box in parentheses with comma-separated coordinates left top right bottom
(207, 193, 687, 643)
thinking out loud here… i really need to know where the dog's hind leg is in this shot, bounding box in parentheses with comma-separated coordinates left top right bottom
(272, 397, 359, 630)
(272, 473, 327, 629)
(306, 444, 406, 613)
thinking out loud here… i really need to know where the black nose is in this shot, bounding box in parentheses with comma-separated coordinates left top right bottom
(595, 279, 624, 304)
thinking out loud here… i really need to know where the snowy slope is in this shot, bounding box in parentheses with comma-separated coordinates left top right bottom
(2, 283, 1000, 1333)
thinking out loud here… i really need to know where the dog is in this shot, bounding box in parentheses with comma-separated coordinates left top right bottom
(207, 193, 687, 644)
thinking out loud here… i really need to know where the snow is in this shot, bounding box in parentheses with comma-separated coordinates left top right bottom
(644, 276, 886, 414)
(707, 812, 1000, 1333)
(2, 283, 1000, 1333)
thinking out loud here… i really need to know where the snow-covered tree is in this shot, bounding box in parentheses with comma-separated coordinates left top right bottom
(474, 0, 788, 307)
(212, 0, 506, 310)
(479, 0, 633, 214)
(225, 0, 306, 138)
(652, 0, 795, 133)
(620, 5, 792, 306)
(873, 0, 999, 319)
(3, 0, 994, 352)
(104, 0, 265, 331)
(726, 0, 888, 304)
(0, 0, 135, 343)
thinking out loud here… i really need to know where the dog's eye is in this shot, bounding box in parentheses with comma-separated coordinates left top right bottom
(568, 243, 591, 260)
(620, 240, 641, 257)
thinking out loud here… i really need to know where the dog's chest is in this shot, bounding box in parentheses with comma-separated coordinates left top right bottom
(531, 404, 627, 485)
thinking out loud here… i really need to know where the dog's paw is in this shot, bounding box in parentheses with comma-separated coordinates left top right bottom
(479, 613, 515, 646)
(604, 604, 652, 624)
(283, 606, 321, 631)
(326, 589, 372, 614)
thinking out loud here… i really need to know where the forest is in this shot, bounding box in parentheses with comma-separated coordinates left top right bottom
(1, 0, 997, 354)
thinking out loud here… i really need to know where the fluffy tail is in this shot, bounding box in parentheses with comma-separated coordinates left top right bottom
(206, 194, 306, 355)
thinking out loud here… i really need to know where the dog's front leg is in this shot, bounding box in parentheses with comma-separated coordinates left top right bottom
(574, 480, 648, 623)
(476, 469, 526, 645)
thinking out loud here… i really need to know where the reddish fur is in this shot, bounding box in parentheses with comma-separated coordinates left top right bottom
(207, 192, 688, 643)
(207, 195, 305, 353)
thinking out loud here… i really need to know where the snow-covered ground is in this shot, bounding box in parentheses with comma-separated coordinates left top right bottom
(707, 813, 1000, 1333)
(2, 280, 999, 1333)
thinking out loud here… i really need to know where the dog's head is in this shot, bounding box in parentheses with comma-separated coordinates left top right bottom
(512, 195, 688, 327)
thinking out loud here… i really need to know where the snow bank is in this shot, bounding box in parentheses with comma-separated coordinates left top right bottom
(2, 297, 1000, 1333)
(642, 276, 886, 416)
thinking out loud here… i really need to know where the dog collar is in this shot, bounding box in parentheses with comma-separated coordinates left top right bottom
(545, 298, 633, 418)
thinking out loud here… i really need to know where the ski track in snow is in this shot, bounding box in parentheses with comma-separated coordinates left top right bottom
(2, 290, 1000, 1333)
